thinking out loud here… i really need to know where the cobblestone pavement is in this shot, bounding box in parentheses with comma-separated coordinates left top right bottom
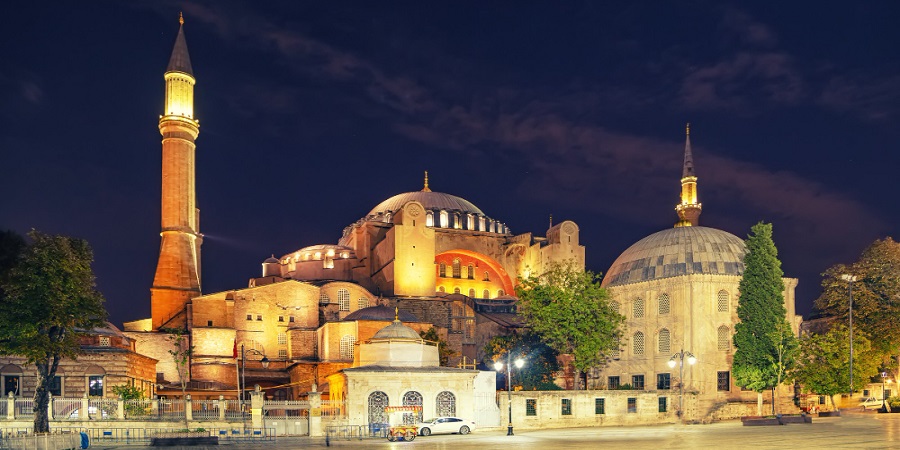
(96, 411, 900, 450)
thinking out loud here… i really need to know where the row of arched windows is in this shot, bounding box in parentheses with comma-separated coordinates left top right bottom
(367, 390, 456, 424)
(618, 290, 731, 318)
(437, 286, 505, 298)
(424, 210, 507, 234)
(627, 326, 731, 357)
(324, 288, 371, 311)
(339, 335, 357, 359)
(438, 260, 489, 281)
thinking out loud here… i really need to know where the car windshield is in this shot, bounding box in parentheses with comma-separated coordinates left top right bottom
(423, 418, 435, 423)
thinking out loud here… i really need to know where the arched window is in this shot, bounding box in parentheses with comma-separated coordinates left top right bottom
(633, 297, 645, 318)
(718, 325, 731, 351)
(338, 289, 350, 311)
(452, 259, 461, 278)
(633, 331, 645, 356)
(319, 292, 330, 304)
(357, 298, 369, 310)
(426, 211, 434, 227)
(368, 391, 389, 425)
(402, 391, 424, 424)
(610, 301, 620, 314)
(453, 287, 461, 294)
(497, 289, 505, 296)
(467, 264, 475, 279)
(483, 272, 490, 281)
(658, 293, 670, 315)
(610, 337, 620, 359)
(658, 328, 671, 354)
(439, 263, 447, 277)
(436, 391, 456, 416)
(340, 335, 356, 359)
(717, 290, 729, 312)
(439, 211, 449, 228)
(438, 286, 445, 293)
(483, 289, 490, 299)
(468, 289, 476, 298)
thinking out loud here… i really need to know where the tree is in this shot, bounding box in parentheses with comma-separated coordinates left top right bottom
(732, 222, 797, 415)
(419, 327, 457, 366)
(161, 327, 194, 428)
(483, 332, 560, 390)
(0, 230, 107, 432)
(515, 260, 625, 389)
(815, 238, 900, 377)
(791, 324, 880, 410)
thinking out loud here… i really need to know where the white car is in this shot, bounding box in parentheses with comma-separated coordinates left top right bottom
(859, 397, 883, 410)
(416, 417, 475, 436)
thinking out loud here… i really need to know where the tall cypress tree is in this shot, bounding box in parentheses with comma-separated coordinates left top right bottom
(733, 222, 795, 415)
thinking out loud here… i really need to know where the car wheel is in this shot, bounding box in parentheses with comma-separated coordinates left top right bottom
(459, 426, 470, 435)
(420, 428, 431, 436)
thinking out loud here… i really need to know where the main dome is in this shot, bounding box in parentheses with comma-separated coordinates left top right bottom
(367, 191, 485, 217)
(602, 226, 746, 287)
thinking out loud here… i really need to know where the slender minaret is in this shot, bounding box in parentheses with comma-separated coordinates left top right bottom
(151, 13, 202, 330)
(675, 123, 702, 227)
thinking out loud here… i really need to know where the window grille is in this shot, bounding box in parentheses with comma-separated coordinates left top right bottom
(608, 376, 620, 389)
(452, 259, 461, 278)
(627, 397, 637, 413)
(633, 331, 645, 356)
(319, 292, 330, 304)
(658, 293, 670, 315)
(436, 391, 456, 416)
(368, 392, 389, 425)
(402, 391, 423, 424)
(633, 297, 645, 318)
(657, 373, 671, 390)
(717, 325, 731, 351)
(632, 374, 645, 390)
(526, 399, 537, 416)
(717, 371, 731, 391)
(340, 335, 356, 359)
(467, 265, 475, 279)
(278, 333, 287, 345)
(338, 289, 350, 311)
(658, 328, 671, 354)
(358, 298, 369, 310)
(278, 349, 288, 358)
(717, 290, 729, 312)
(561, 398, 572, 415)
(595, 398, 605, 415)
(610, 301, 620, 314)
(659, 397, 668, 412)
(439, 263, 447, 277)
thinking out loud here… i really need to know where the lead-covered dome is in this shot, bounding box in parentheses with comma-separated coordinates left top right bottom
(602, 226, 746, 287)
(367, 191, 484, 217)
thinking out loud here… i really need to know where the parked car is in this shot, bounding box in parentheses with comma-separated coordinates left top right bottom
(416, 417, 475, 436)
(859, 397, 883, 410)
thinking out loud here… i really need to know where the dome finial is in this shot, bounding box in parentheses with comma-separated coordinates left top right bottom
(179, 11, 184, 26)
(686, 122, 690, 136)
(394, 306, 399, 321)
(422, 171, 432, 192)
(549, 214, 553, 229)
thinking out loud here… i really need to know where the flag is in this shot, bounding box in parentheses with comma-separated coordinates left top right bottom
(233, 340, 238, 359)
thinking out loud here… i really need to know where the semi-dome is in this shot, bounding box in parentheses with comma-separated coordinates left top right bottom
(367, 191, 485, 217)
(602, 226, 746, 288)
(344, 305, 419, 322)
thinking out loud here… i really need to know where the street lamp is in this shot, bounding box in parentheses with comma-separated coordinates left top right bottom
(842, 274, 857, 397)
(240, 344, 269, 404)
(881, 372, 892, 411)
(668, 349, 696, 422)
(494, 353, 525, 436)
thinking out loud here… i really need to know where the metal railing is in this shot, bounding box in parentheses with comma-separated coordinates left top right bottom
(324, 424, 388, 441)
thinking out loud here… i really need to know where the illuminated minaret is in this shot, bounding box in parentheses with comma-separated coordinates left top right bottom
(151, 13, 202, 330)
(674, 123, 702, 227)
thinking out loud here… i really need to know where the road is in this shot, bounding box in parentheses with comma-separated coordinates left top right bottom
(97, 411, 900, 449)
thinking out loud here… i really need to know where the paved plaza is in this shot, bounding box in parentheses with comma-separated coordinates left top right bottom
(96, 410, 900, 449)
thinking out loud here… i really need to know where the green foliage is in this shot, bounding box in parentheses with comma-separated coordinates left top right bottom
(732, 222, 797, 393)
(616, 383, 634, 390)
(791, 324, 880, 400)
(161, 327, 194, 427)
(0, 230, 108, 432)
(515, 260, 625, 377)
(815, 238, 900, 360)
(419, 327, 456, 366)
(888, 396, 900, 410)
(111, 384, 145, 400)
(483, 332, 560, 390)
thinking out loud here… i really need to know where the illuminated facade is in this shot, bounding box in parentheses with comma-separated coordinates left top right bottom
(125, 17, 584, 400)
(596, 128, 802, 419)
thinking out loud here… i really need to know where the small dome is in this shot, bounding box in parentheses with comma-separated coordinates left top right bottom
(344, 305, 419, 322)
(264, 255, 279, 264)
(372, 320, 422, 341)
(602, 226, 746, 287)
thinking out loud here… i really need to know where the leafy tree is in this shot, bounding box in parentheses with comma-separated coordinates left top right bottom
(419, 327, 457, 366)
(161, 327, 194, 428)
(483, 332, 560, 390)
(732, 222, 797, 415)
(111, 384, 150, 418)
(815, 237, 900, 377)
(791, 324, 880, 410)
(515, 260, 624, 389)
(0, 230, 107, 432)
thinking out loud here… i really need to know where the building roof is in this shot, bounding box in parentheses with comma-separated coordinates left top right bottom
(602, 226, 746, 287)
(344, 305, 419, 322)
(342, 365, 478, 373)
(166, 16, 193, 76)
(371, 319, 422, 341)
(367, 190, 485, 217)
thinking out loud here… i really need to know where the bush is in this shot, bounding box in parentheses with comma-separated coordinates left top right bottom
(887, 396, 900, 409)
(616, 383, 633, 390)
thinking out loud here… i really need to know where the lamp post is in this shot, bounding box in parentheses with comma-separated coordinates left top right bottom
(668, 349, 696, 422)
(842, 274, 856, 397)
(240, 344, 270, 405)
(494, 353, 525, 436)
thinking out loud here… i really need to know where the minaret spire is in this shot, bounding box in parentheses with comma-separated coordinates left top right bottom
(422, 171, 432, 192)
(151, 15, 202, 330)
(675, 123, 702, 227)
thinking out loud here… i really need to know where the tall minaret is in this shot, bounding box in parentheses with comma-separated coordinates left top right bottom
(675, 123, 702, 227)
(151, 13, 202, 330)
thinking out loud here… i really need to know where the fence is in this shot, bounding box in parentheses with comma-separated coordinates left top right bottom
(324, 424, 388, 441)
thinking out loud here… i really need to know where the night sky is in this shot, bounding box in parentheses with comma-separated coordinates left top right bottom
(3, 1, 899, 327)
